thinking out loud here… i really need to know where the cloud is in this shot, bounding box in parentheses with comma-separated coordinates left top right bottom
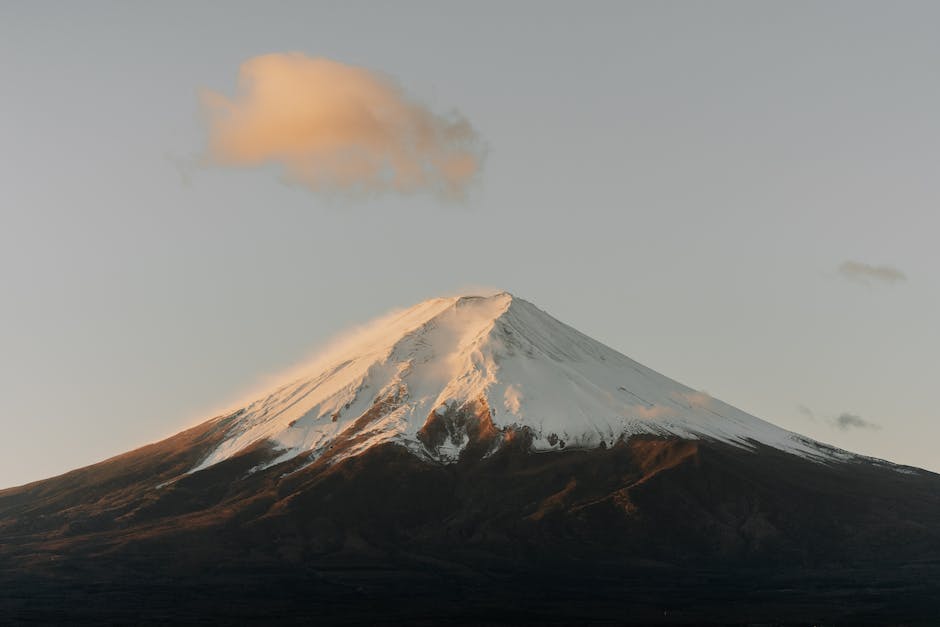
(798, 405, 879, 431)
(797, 404, 815, 420)
(833, 412, 880, 431)
(838, 260, 906, 285)
(201, 53, 485, 199)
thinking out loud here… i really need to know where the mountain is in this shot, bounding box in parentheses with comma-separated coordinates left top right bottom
(2, 292, 939, 625)
(191, 292, 841, 472)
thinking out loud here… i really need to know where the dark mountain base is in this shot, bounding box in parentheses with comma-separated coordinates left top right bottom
(3, 424, 940, 624)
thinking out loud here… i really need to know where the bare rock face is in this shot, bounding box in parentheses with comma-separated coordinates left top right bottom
(417, 398, 508, 461)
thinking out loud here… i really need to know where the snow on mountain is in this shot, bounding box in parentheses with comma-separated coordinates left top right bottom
(192, 292, 839, 473)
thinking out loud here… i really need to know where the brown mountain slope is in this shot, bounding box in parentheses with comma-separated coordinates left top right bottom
(2, 424, 940, 624)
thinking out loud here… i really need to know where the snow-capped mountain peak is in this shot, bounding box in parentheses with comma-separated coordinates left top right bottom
(192, 292, 837, 473)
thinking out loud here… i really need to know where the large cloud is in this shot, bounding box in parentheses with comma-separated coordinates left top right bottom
(202, 53, 484, 199)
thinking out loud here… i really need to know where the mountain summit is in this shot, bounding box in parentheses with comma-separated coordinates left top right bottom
(195, 291, 836, 474)
(3, 292, 940, 625)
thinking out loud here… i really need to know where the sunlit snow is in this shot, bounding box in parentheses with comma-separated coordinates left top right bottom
(191, 292, 841, 473)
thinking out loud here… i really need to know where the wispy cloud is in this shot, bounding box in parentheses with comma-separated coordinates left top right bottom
(833, 412, 880, 431)
(797, 404, 815, 420)
(798, 405, 880, 431)
(201, 53, 485, 200)
(838, 260, 906, 285)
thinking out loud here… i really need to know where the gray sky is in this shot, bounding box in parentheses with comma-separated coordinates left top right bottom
(2, 1, 938, 488)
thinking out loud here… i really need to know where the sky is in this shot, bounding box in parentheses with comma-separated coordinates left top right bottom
(1, 1, 938, 488)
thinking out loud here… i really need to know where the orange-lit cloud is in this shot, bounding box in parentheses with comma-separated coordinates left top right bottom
(201, 53, 484, 199)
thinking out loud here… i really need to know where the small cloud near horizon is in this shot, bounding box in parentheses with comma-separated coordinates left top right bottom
(201, 53, 485, 200)
(833, 412, 880, 431)
(798, 405, 879, 431)
(838, 260, 906, 285)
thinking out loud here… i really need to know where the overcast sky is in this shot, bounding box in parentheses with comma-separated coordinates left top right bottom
(2, 1, 938, 488)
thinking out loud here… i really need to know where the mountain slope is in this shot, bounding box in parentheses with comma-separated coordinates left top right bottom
(2, 291, 939, 624)
(3, 434, 939, 624)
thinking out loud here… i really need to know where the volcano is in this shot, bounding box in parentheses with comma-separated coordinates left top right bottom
(2, 292, 939, 625)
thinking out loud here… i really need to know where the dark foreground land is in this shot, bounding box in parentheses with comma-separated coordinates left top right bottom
(3, 416, 940, 624)
(4, 560, 940, 625)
